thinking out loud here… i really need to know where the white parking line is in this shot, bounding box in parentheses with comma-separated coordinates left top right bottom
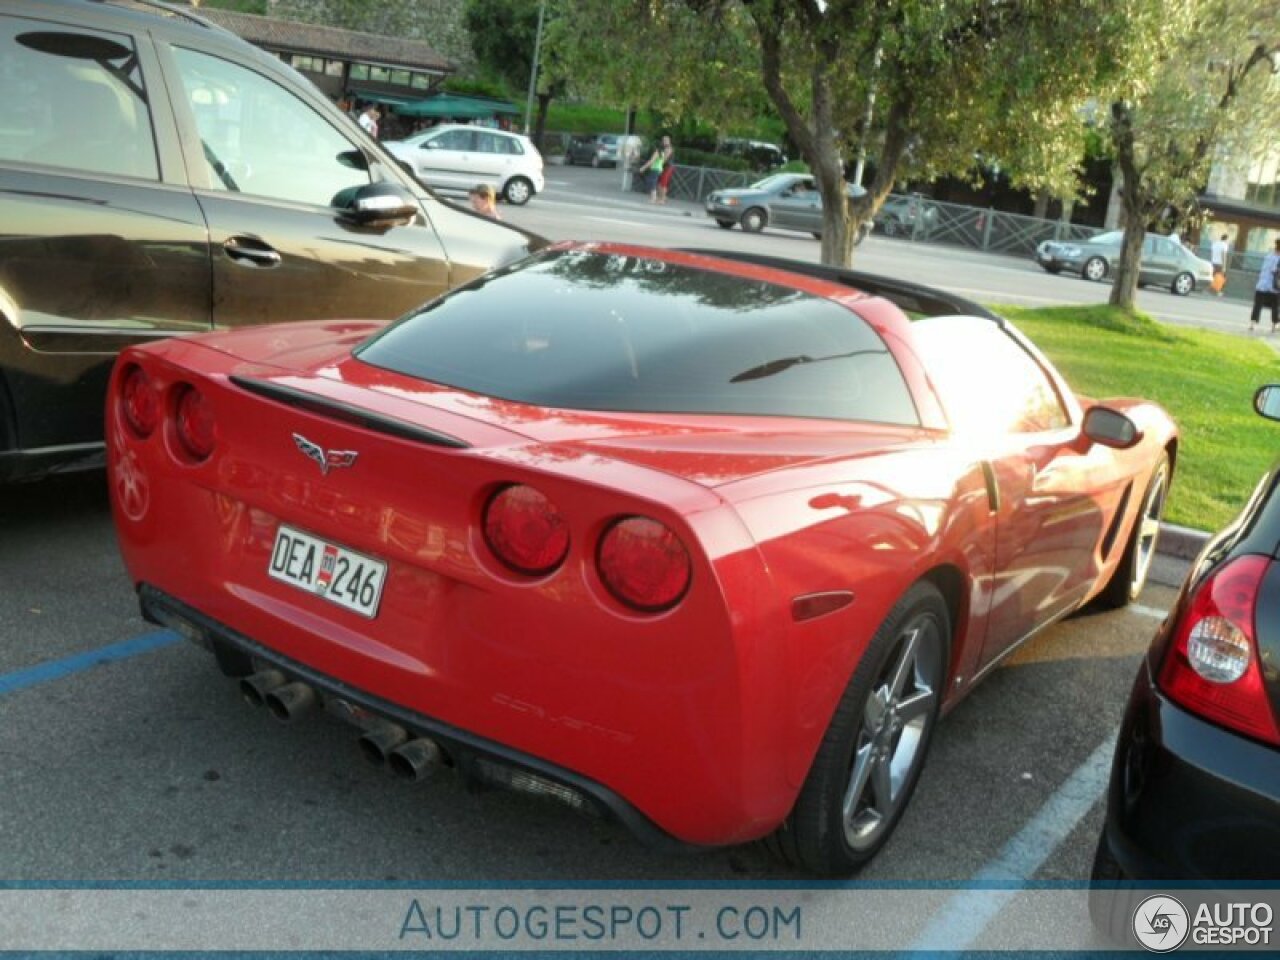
(910, 734, 1116, 951)
(1130, 604, 1169, 621)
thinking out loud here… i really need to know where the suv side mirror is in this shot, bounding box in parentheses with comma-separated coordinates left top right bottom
(1254, 384, 1280, 421)
(338, 182, 419, 228)
(1082, 406, 1141, 449)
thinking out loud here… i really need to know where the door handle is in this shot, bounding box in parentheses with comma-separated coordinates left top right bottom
(222, 236, 282, 268)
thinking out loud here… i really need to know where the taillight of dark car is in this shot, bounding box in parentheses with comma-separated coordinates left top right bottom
(597, 516, 691, 613)
(1157, 554, 1280, 746)
(483, 484, 570, 576)
(121, 364, 161, 439)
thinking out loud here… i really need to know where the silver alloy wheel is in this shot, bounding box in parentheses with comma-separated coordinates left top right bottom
(842, 614, 943, 851)
(1084, 257, 1108, 281)
(1172, 272, 1194, 295)
(1130, 462, 1169, 596)
(504, 177, 533, 205)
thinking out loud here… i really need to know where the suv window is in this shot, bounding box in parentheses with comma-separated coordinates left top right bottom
(357, 250, 919, 425)
(0, 22, 158, 180)
(912, 316, 1068, 435)
(172, 46, 370, 207)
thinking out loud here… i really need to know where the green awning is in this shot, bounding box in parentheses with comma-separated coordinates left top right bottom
(393, 93, 520, 119)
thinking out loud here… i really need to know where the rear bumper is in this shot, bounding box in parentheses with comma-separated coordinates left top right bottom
(1102, 660, 1280, 880)
(141, 584, 693, 852)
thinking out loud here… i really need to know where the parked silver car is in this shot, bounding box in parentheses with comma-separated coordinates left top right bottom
(705, 173, 868, 241)
(1035, 230, 1213, 296)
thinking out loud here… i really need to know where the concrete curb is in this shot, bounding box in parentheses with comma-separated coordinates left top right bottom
(1159, 522, 1210, 561)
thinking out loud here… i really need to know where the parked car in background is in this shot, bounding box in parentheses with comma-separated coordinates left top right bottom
(705, 173, 870, 242)
(1090, 384, 1280, 942)
(875, 194, 939, 238)
(111, 244, 1176, 875)
(719, 138, 788, 172)
(565, 133, 624, 167)
(0, 0, 539, 484)
(1035, 230, 1213, 296)
(384, 124, 545, 205)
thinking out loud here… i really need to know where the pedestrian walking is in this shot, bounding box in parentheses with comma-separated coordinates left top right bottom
(656, 135, 675, 205)
(468, 182, 500, 219)
(357, 103, 380, 139)
(1249, 237, 1280, 332)
(1211, 232, 1229, 295)
(638, 138, 666, 204)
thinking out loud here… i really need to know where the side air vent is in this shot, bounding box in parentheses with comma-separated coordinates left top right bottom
(1099, 482, 1133, 561)
(230, 376, 469, 449)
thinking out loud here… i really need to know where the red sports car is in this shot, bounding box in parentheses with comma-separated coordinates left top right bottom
(108, 243, 1177, 874)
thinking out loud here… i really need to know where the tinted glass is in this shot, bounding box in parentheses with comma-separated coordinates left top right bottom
(172, 47, 369, 206)
(476, 131, 521, 155)
(358, 250, 918, 425)
(0, 23, 158, 180)
(1093, 231, 1124, 246)
(911, 316, 1068, 435)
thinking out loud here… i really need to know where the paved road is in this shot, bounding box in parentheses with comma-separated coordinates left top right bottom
(0, 175, 1207, 949)
(503, 164, 1265, 341)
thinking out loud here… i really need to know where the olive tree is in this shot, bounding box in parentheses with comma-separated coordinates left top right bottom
(549, 0, 1160, 267)
(1106, 0, 1280, 308)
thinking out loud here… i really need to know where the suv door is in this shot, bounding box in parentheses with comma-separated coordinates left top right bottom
(163, 44, 450, 328)
(0, 13, 212, 469)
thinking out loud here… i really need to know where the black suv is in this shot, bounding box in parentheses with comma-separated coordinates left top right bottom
(0, 0, 539, 481)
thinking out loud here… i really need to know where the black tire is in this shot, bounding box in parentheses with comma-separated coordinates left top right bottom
(767, 581, 950, 875)
(503, 177, 534, 206)
(590, 154, 600, 168)
(1042, 264, 1062, 275)
(715, 219, 735, 230)
(1088, 831, 1137, 946)
(1095, 454, 1170, 610)
(740, 207, 767, 233)
(811, 232, 823, 240)
(1083, 256, 1108, 282)
(1171, 271, 1194, 296)
(882, 219, 901, 238)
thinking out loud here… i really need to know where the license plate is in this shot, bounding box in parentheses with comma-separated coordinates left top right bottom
(268, 525, 387, 619)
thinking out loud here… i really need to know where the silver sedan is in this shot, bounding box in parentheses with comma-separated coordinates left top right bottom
(1035, 230, 1214, 296)
(705, 173, 868, 241)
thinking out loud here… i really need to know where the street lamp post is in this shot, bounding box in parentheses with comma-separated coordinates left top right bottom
(523, 0, 548, 138)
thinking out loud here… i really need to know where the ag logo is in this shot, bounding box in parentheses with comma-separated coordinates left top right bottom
(1133, 895, 1190, 952)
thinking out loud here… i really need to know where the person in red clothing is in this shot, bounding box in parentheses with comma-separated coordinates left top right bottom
(656, 135, 675, 204)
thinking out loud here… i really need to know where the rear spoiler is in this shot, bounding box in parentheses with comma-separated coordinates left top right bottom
(677, 249, 1004, 324)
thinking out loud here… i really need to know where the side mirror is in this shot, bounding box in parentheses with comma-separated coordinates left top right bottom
(338, 182, 418, 228)
(1254, 384, 1280, 421)
(424, 141, 441, 150)
(1082, 406, 1141, 449)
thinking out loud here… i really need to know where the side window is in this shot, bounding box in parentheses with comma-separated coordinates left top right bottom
(429, 129, 473, 151)
(1153, 238, 1175, 258)
(912, 316, 1069, 436)
(0, 21, 158, 180)
(171, 46, 370, 207)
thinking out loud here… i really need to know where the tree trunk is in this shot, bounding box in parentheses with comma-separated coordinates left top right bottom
(1108, 216, 1146, 309)
(532, 92, 552, 151)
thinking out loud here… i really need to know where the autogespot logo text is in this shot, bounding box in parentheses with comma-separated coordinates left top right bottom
(1132, 895, 1190, 953)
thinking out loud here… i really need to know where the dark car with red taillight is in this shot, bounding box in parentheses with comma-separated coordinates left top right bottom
(1090, 384, 1280, 935)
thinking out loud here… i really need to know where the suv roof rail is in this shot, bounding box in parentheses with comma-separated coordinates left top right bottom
(677, 249, 1003, 323)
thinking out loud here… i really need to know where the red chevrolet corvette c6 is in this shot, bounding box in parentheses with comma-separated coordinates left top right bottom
(108, 243, 1176, 874)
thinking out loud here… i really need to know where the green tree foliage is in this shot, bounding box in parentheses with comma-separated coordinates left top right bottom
(464, 0, 563, 144)
(549, 0, 1161, 267)
(192, 0, 269, 12)
(1106, 0, 1280, 308)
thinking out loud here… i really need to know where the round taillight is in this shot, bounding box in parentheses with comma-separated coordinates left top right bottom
(175, 385, 216, 461)
(121, 365, 160, 438)
(598, 516, 691, 612)
(483, 484, 569, 575)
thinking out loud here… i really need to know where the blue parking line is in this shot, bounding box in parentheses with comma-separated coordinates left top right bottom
(908, 735, 1116, 951)
(0, 630, 180, 697)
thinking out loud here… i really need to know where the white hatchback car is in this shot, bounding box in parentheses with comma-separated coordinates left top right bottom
(384, 124, 545, 205)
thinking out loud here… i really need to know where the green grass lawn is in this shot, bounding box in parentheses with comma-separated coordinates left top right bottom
(997, 303, 1279, 531)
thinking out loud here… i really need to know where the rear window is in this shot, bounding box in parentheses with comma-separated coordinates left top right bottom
(356, 250, 918, 425)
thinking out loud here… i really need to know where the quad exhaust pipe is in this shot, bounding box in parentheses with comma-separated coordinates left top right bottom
(388, 738, 443, 782)
(358, 722, 409, 767)
(264, 681, 316, 722)
(240, 669, 286, 708)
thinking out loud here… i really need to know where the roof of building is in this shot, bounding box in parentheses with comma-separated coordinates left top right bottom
(197, 8, 453, 74)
